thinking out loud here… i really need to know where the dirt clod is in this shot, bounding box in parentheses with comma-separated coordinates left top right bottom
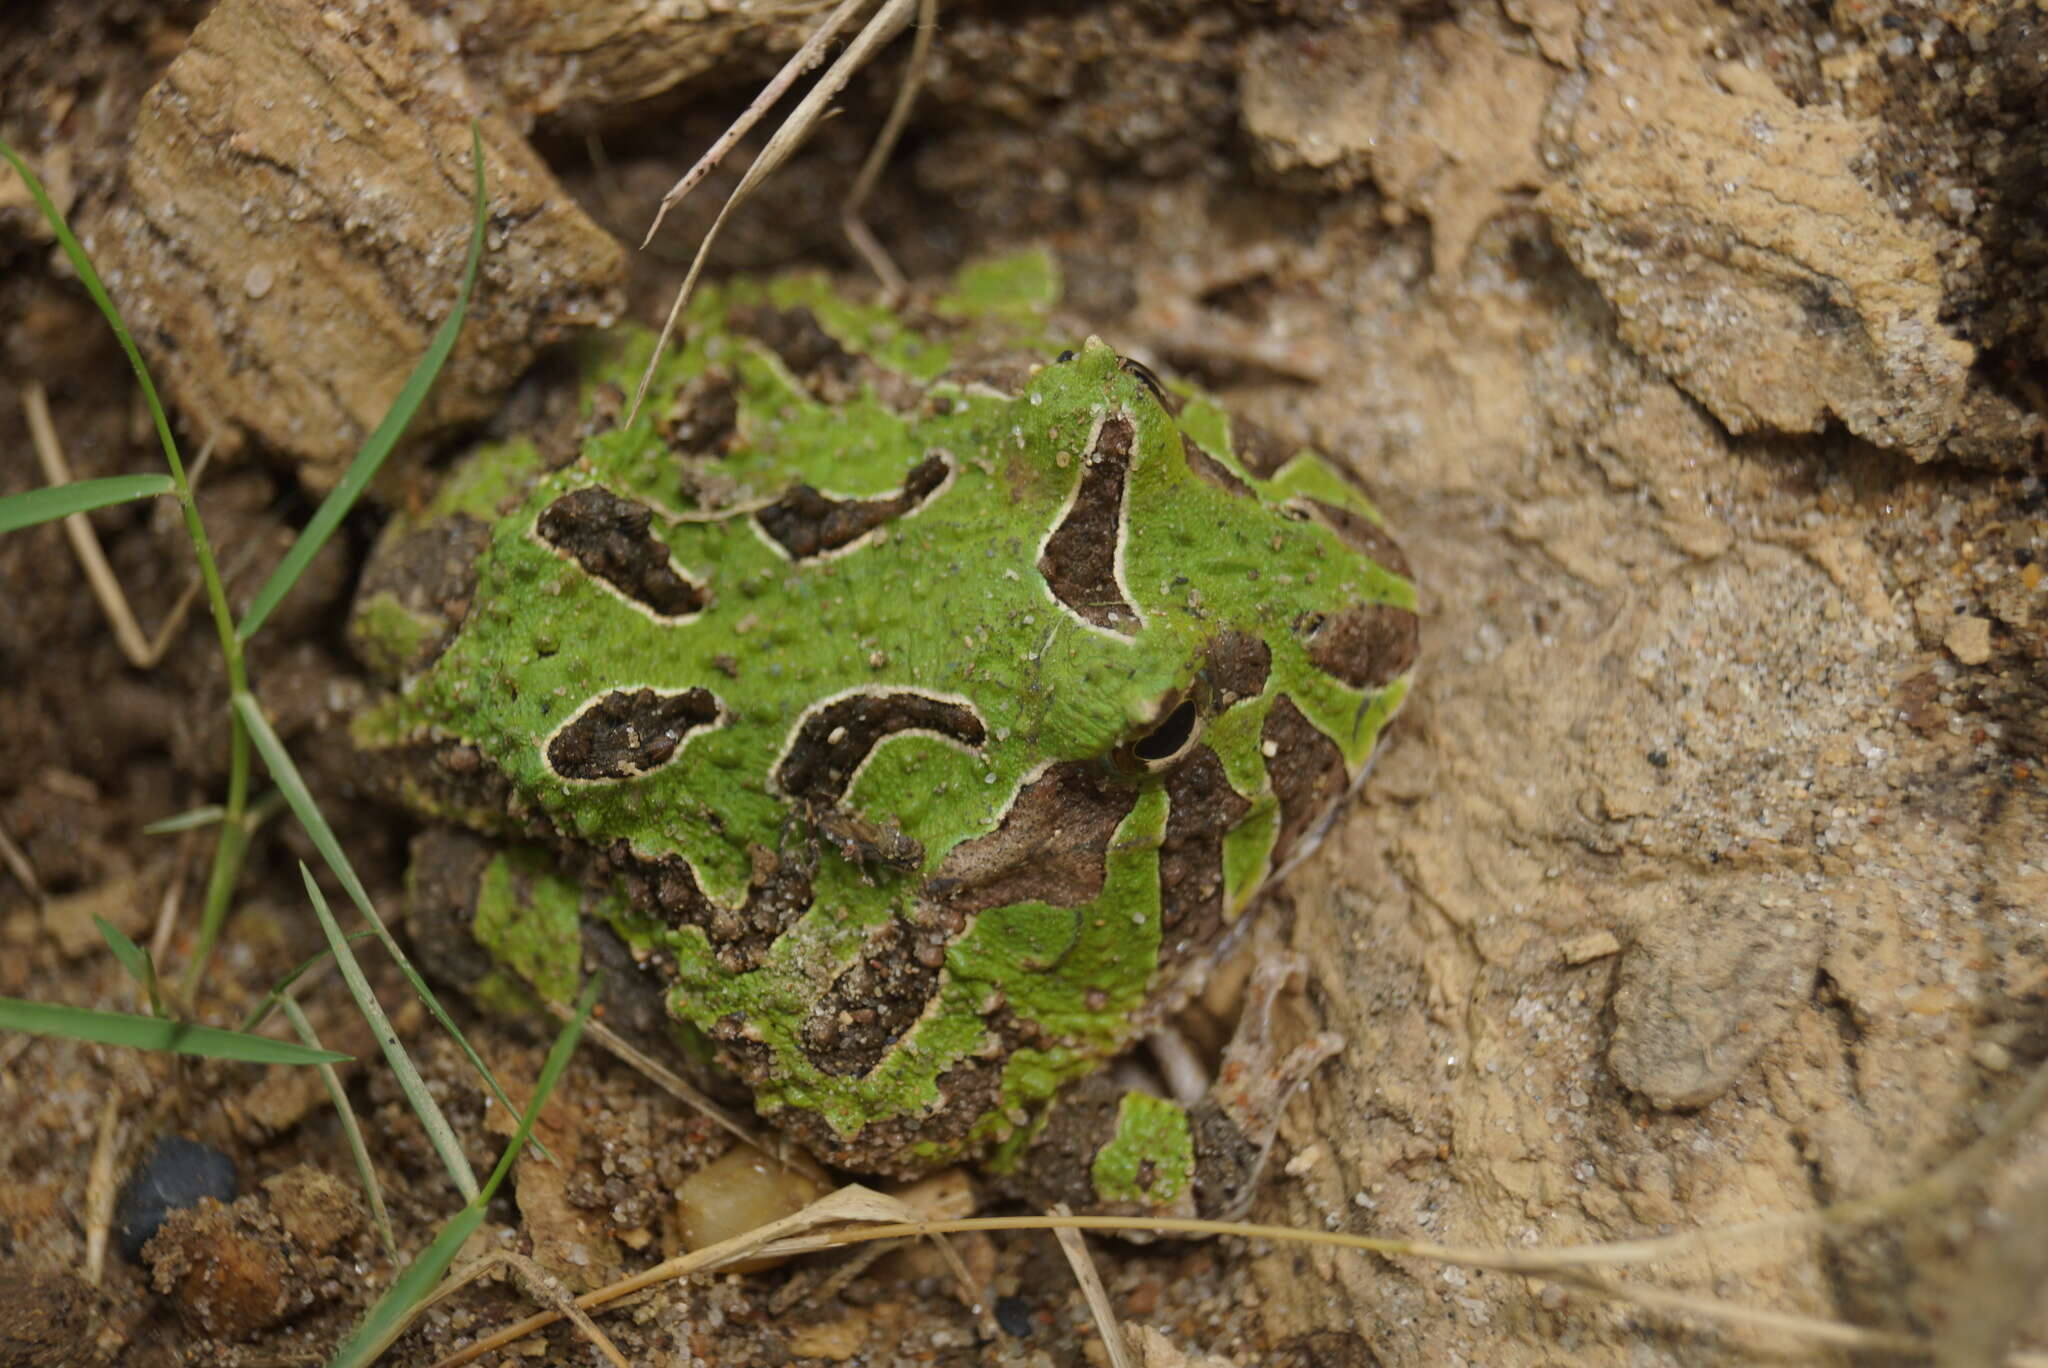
(96, 0, 628, 490)
(259, 1165, 361, 1255)
(0, 1265, 109, 1368)
(142, 1197, 290, 1339)
(1608, 888, 1827, 1110)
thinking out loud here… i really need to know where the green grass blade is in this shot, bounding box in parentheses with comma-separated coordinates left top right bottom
(0, 996, 349, 1065)
(93, 915, 154, 987)
(93, 915, 163, 1017)
(0, 140, 186, 483)
(297, 863, 479, 1202)
(232, 690, 554, 1162)
(324, 976, 598, 1368)
(237, 124, 490, 643)
(142, 804, 226, 835)
(237, 930, 381, 1034)
(324, 1203, 486, 1368)
(480, 973, 599, 1198)
(280, 995, 399, 1265)
(0, 474, 175, 535)
(5, 141, 263, 1012)
(234, 691, 376, 914)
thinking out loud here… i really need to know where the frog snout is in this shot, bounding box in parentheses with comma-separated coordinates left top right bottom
(1298, 599, 1419, 692)
(1295, 505, 1419, 692)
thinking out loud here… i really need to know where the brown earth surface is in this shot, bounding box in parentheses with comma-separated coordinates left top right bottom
(2, 0, 2045, 1364)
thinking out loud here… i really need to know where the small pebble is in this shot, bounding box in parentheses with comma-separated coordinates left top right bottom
(114, 1135, 238, 1263)
(1945, 614, 1992, 665)
(994, 1294, 1034, 1337)
(1560, 930, 1622, 965)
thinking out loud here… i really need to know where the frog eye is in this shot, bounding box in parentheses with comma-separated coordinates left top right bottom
(1055, 348, 1077, 364)
(1116, 355, 1172, 410)
(1111, 685, 1207, 775)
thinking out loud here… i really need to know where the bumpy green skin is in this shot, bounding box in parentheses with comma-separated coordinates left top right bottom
(355, 251, 1415, 1197)
(1091, 1092, 1195, 1207)
(471, 847, 585, 1008)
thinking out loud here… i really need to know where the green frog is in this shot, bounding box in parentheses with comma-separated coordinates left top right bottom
(349, 251, 1417, 1219)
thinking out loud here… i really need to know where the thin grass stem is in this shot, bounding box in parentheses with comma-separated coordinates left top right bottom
(280, 994, 399, 1264)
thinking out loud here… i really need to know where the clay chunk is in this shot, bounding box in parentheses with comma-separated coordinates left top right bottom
(421, 0, 840, 127)
(1541, 62, 2039, 466)
(98, 0, 627, 490)
(1608, 888, 1824, 1111)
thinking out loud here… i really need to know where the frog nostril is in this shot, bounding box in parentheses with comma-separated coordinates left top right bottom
(1298, 602, 1420, 691)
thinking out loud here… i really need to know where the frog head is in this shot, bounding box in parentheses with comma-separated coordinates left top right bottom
(907, 336, 1418, 974)
(730, 334, 1418, 1171)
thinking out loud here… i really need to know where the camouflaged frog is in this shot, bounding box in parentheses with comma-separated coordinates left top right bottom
(349, 251, 1418, 1219)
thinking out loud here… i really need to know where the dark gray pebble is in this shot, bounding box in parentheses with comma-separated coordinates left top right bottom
(994, 1294, 1034, 1337)
(113, 1135, 238, 1262)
